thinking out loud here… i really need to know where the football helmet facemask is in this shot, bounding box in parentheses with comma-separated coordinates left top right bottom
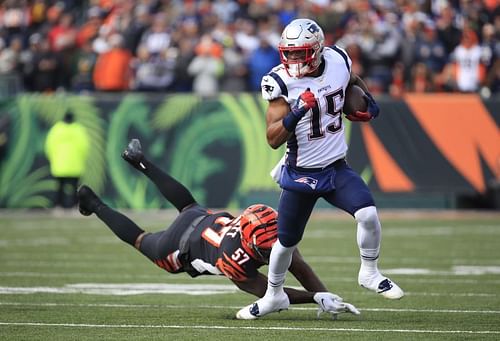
(239, 204, 278, 263)
(278, 18, 325, 78)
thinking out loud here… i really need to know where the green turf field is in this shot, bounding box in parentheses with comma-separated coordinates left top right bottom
(0, 209, 499, 340)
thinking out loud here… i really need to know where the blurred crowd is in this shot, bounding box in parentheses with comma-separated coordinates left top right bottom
(0, 0, 498, 98)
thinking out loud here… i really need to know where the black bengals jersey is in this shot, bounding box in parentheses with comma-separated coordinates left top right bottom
(180, 212, 265, 281)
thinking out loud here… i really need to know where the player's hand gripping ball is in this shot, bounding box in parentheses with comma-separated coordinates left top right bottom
(343, 84, 368, 120)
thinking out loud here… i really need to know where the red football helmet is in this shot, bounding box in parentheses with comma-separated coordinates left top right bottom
(240, 204, 278, 262)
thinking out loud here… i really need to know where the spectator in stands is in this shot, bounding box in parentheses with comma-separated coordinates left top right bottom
(93, 33, 132, 91)
(361, 13, 402, 93)
(187, 34, 224, 98)
(0, 114, 10, 164)
(131, 44, 175, 92)
(19, 33, 41, 91)
(247, 36, 280, 91)
(233, 18, 260, 57)
(411, 62, 434, 93)
(1, 0, 29, 39)
(76, 7, 103, 48)
(415, 22, 447, 75)
(220, 42, 248, 93)
(31, 37, 61, 92)
(0, 0, 497, 96)
(485, 59, 500, 95)
(170, 39, 195, 93)
(45, 111, 90, 209)
(0, 36, 22, 75)
(399, 16, 421, 90)
(29, 0, 48, 31)
(48, 12, 76, 52)
(436, 5, 462, 55)
(481, 21, 500, 96)
(139, 13, 171, 55)
(444, 28, 486, 93)
(71, 40, 97, 92)
(122, 5, 151, 55)
(212, 0, 240, 24)
(480, 23, 497, 72)
(48, 12, 77, 89)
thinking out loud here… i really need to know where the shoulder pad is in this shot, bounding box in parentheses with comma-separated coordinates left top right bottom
(261, 74, 282, 101)
(330, 45, 352, 71)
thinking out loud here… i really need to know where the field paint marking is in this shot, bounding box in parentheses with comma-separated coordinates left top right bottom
(0, 283, 496, 297)
(306, 225, 500, 239)
(2, 271, 500, 285)
(384, 266, 500, 276)
(0, 283, 238, 295)
(0, 321, 498, 334)
(1, 301, 499, 314)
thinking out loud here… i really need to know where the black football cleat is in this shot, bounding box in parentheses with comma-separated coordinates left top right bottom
(122, 139, 146, 170)
(77, 185, 103, 216)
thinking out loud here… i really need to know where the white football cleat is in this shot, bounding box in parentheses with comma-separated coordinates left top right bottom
(236, 292, 290, 320)
(358, 271, 404, 300)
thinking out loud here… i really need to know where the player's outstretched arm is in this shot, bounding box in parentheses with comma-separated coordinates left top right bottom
(231, 272, 316, 304)
(231, 273, 267, 298)
(231, 265, 360, 318)
(231, 248, 328, 304)
(288, 248, 328, 292)
(231, 271, 360, 318)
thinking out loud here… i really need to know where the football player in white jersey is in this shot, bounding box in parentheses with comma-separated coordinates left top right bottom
(236, 18, 404, 320)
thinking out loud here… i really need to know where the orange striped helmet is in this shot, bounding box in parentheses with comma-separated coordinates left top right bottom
(240, 204, 278, 262)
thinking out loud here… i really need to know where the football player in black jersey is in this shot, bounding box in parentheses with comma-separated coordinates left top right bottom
(77, 139, 359, 319)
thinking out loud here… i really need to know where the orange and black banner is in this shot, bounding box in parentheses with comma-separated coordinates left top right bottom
(350, 95, 499, 196)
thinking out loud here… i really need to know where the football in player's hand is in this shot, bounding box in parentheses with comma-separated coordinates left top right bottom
(343, 85, 368, 115)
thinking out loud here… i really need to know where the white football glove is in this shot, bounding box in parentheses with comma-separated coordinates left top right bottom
(313, 292, 360, 319)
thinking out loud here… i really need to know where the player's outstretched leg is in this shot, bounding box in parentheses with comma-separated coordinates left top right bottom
(121, 138, 196, 212)
(236, 292, 290, 320)
(77, 185, 104, 216)
(78, 185, 145, 247)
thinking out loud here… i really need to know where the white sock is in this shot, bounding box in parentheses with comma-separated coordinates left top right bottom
(360, 255, 380, 277)
(355, 206, 381, 275)
(266, 240, 295, 297)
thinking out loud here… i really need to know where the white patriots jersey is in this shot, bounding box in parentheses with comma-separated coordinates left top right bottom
(261, 46, 352, 169)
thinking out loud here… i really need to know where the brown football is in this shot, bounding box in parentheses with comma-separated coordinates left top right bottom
(343, 84, 367, 115)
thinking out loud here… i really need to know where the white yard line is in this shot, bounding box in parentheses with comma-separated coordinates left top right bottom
(0, 321, 498, 334)
(1, 301, 499, 314)
(0, 283, 496, 297)
(0, 283, 239, 295)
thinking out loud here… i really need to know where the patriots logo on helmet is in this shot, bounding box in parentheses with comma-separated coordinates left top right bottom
(263, 84, 274, 94)
(294, 176, 318, 190)
(307, 23, 320, 34)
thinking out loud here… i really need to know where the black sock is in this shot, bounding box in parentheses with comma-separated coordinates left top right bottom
(140, 158, 196, 212)
(95, 206, 144, 246)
